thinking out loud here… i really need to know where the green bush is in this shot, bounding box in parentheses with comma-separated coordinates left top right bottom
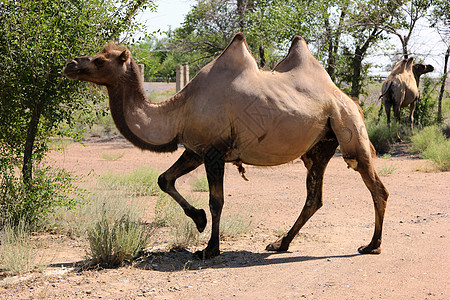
(0, 165, 82, 228)
(422, 140, 450, 171)
(410, 126, 446, 153)
(411, 126, 450, 171)
(87, 211, 149, 268)
(414, 77, 438, 128)
(366, 120, 397, 155)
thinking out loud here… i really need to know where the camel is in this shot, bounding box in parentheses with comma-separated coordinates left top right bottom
(379, 57, 434, 137)
(64, 33, 388, 259)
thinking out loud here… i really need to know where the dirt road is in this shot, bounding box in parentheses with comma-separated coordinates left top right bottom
(1, 139, 448, 299)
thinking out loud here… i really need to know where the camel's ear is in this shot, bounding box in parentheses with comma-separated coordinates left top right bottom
(118, 50, 130, 63)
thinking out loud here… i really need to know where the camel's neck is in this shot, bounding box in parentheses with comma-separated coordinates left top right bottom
(106, 60, 182, 152)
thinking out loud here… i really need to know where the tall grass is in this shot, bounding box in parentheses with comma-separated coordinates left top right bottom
(87, 211, 149, 267)
(155, 192, 252, 249)
(411, 126, 450, 171)
(52, 189, 146, 238)
(97, 166, 159, 196)
(192, 175, 209, 192)
(0, 220, 34, 275)
(155, 192, 207, 248)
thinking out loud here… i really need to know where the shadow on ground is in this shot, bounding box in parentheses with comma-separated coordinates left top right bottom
(133, 249, 361, 272)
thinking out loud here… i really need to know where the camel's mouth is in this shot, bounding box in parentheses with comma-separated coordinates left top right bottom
(63, 70, 80, 80)
(63, 66, 89, 80)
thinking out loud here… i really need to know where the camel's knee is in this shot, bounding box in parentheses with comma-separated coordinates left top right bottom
(157, 173, 173, 193)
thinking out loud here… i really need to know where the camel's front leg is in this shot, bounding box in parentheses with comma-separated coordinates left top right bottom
(266, 136, 338, 252)
(195, 148, 225, 259)
(158, 149, 207, 232)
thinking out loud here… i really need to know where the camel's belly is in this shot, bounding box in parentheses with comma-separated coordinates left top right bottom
(228, 118, 327, 166)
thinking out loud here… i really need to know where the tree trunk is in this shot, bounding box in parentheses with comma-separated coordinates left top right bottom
(237, 0, 246, 32)
(350, 28, 380, 98)
(437, 45, 449, 123)
(351, 47, 364, 99)
(401, 36, 409, 59)
(22, 101, 41, 185)
(259, 43, 266, 68)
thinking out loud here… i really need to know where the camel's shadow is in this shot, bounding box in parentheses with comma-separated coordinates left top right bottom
(132, 249, 361, 272)
(48, 249, 360, 272)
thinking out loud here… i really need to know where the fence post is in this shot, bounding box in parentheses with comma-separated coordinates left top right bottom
(176, 65, 184, 92)
(183, 62, 189, 87)
(137, 64, 145, 82)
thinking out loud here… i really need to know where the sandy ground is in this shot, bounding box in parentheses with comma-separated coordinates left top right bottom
(1, 138, 449, 299)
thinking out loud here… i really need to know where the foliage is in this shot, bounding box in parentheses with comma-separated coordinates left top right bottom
(0, 220, 34, 275)
(87, 209, 149, 267)
(414, 77, 437, 128)
(0, 0, 154, 226)
(0, 163, 82, 228)
(410, 126, 446, 153)
(411, 126, 450, 171)
(422, 139, 450, 171)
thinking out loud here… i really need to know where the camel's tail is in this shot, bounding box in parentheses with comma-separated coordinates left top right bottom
(377, 81, 392, 121)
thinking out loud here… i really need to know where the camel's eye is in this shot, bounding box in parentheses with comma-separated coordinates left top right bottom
(93, 58, 105, 67)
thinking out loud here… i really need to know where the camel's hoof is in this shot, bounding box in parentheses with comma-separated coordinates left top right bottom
(358, 244, 381, 254)
(266, 240, 289, 252)
(193, 209, 207, 233)
(194, 247, 220, 260)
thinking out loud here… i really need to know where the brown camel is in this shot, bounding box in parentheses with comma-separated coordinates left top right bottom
(64, 33, 388, 259)
(379, 57, 434, 136)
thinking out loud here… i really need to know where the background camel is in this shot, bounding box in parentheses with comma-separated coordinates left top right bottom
(379, 57, 434, 137)
(64, 33, 388, 259)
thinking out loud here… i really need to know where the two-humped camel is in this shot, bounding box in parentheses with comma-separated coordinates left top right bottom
(64, 33, 388, 259)
(380, 57, 434, 137)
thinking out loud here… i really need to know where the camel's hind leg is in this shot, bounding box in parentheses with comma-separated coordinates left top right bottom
(354, 160, 389, 254)
(158, 149, 207, 232)
(266, 134, 338, 252)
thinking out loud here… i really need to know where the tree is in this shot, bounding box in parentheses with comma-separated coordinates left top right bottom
(0, 0, 155, 224)
(430, 0, 450, 122)
(358, 0, 431, 58)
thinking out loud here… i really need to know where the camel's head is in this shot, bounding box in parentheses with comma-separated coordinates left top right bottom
(413, 63, 434, 76)
(64, 44, 131, 86)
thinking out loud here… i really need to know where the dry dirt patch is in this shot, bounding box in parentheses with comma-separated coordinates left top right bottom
(1, 138, 448, 299)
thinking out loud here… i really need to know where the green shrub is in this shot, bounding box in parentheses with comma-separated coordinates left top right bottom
(0, 165, 82, 228)
(0, 220, 34, 275)
(414, 77, 438, 127)
(410, 126, 446, 153)
(98, 167, 159, 196)
(87, 210, 149, 267)
(411, 126, 450, 171)
(366, 120, 397, 155)
(423, 140, 450, 171)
